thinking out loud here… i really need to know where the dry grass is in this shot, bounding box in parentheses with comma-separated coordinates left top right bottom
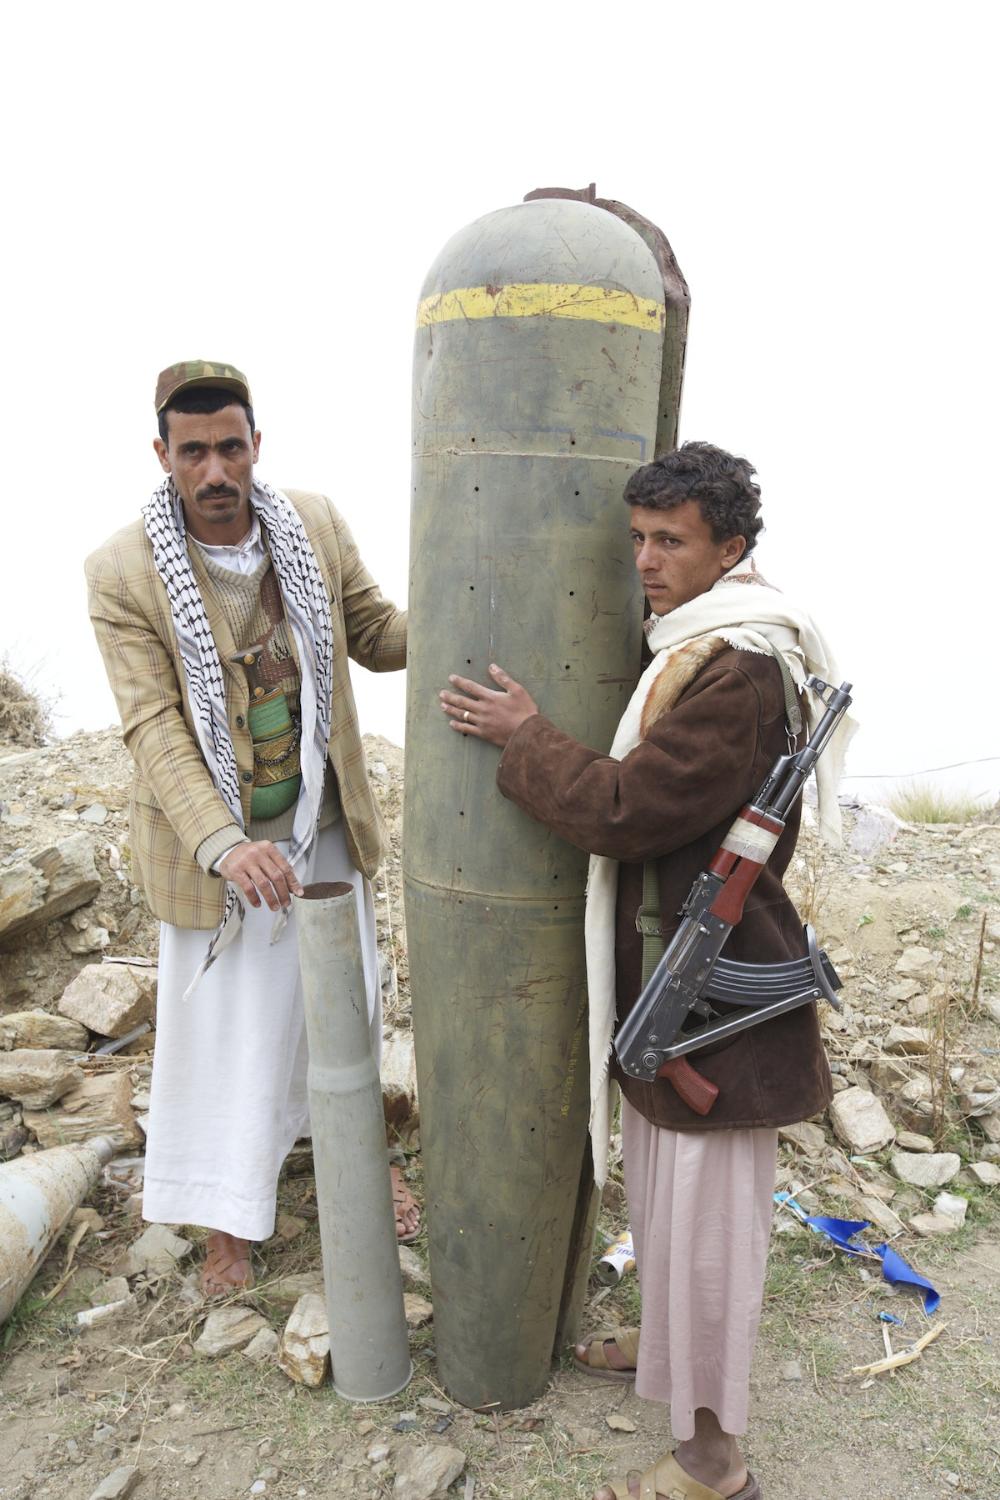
(887, 781, 982, 825)
(0, 658, 52, 747)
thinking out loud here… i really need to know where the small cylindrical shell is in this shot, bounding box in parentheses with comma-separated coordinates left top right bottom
(294, 882, 412, 1401)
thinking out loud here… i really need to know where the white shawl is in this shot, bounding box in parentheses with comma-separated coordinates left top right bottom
(584, 567, 855, 1185)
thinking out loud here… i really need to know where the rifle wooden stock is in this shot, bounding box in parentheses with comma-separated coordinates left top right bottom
(657, 1056, 719, 1115)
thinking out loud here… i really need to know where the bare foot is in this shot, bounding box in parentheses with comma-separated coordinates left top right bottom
(200, 1230, 254, 1296)
(391, 1164, 421, 1242)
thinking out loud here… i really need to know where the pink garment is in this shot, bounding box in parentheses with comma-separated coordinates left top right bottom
(621, 1098, 778, 1440)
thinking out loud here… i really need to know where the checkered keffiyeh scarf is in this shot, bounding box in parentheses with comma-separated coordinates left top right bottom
(143, 477, 334, 996)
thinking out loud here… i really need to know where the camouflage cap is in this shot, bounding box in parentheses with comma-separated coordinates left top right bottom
(154, 359, 252, 414)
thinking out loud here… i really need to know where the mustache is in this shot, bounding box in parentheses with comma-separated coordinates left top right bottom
(195, 484, 240, 502)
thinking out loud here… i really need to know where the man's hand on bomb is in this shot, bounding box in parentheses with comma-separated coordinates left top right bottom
(439, 663, 539, 748)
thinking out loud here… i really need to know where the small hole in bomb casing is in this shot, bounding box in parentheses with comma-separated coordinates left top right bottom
(469, 585, 475, 591)
(459, 810, 465, 817)
(569, 590, 575, 596)
(564, 665, 570, 671)
(574, 490, 580, 496)
(474, 486, 479, 492)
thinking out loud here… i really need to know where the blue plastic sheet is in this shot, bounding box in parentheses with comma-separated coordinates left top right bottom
(774, 1194, 941, 1313)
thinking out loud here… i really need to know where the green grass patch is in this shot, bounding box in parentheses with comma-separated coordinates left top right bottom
(887, 782, 981, 824)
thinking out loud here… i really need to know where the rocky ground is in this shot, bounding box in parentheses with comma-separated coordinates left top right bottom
(1, 729, 998, 1500)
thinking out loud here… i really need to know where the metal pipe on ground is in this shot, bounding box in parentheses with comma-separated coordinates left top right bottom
(294, 880, 412, 1401)
(0, 1136, 113, 1324)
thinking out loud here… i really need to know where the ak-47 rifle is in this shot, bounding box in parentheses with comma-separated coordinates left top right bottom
(614, 676, 852, 1107)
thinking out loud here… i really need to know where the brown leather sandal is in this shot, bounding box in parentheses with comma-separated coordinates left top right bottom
(597, 1454, 761, 1500)
(573, 1325, 640, 1382)
(391, 1164, 422, 1244)
(200, 1233, 255, 1297)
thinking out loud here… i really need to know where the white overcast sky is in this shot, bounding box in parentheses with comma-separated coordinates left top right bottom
(2, 2, 996, 800)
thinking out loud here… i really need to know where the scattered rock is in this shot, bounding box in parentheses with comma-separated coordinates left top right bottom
(969, 1161, 1000, 1186)
(25, 1069, 143, 1150)
(895, 1131, 935, 1153)
(273, 1212, 307, 1242)
(606, 1413, 637, 1432)
(277, 1292, 330, 1386)
(404, 1293, 434, 1328)
(982, 997, 1000, 1025)
(392, 1442, 466, 1500)
(853, 1194, 906, 1237)
(90, 1276, 131, 1307)
(885, 979, 922, 1002)
(368, 1441, 392, 1463)
(933, 1190, 968, 1226)
(779, 1359, 803, 1381)
(59, 963, 157, 1038)
(0, 1048, 85, 1108)
(0, 833, 101, 943)
(87, 1467, 141, 1500)
(890, 1151, 961, 1188)
(256, 1270, 324, 1311)
(398, 1244, 427, 1287)
(910, 1213, 959, 1237)
(243, 1326, 280, 1363)
(828, 1086, 895, 1152)
(116, 1223, 192, 1277)
(895, 947, 937, 977)
(778, 1121, 827, 1155)
(194, 1305, 268, 1358)
(0, 1009, 88, 1051)
(883, 1025, 930, 1055)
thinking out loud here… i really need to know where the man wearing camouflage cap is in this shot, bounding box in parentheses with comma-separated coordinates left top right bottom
(86, 362, 419, 1292)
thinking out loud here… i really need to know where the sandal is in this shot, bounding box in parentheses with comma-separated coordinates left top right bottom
(597, 1454, 761, 1500)
(573, 1325, 640, 1382)
(391, 1164, 421, 1244)
(200, 1232, 255, 1297)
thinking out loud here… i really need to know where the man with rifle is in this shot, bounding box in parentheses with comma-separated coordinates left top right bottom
(439, 441, 851, 1500)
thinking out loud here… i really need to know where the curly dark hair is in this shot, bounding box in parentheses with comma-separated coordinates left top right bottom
(622, 441, 764, 555)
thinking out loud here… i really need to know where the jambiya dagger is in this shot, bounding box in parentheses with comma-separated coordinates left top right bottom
(614, 676, 853, 1109)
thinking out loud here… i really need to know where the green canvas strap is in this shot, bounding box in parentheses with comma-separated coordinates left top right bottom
(636, 646, 802, 979)
(637, 859, 664, 986)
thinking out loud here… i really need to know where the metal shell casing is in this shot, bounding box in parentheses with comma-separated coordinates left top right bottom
(404, 194, 685, 1409)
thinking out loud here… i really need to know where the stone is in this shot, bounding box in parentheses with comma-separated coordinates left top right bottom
(63, 923, 111, 955)
(958, 1081, 1000, 1118)
(606, 1414, 637, 1432)
(854, 1194, 906, 1237)
(910, 1213, 959, 1237)
(908, 995, 933, 1018)
(979, 1113, 1000, 1144)
(90, 1276, 130, 1307)
(969, 1161, 1000, 1186)
(25, 1070, 143, 1150)
(895, 947, 937, 977)
(243, 1326, 280, 1363)
(933, 1191, 968, 1226)
(256, 1270, 324, 1311)
(273, 1213, 307, 1241)
(277, 1293, 330, 1386)
(59, 963, 157, 1039)
(382, 1029, 419, 1130)
(0, 833, 101, 943)
(896, 1131, 935, 1153)
(0, 1010, 88, 1051)
(392, 1443, 466, 1500)
(80, 803, 109, 824)
(87, 1467, 141, 1500)
(849, 805, 903, 857)
(0, 1122, 28, 1161)
(780, 1359, 803, 1381)
(890, 1151, 961, 1188)
(194, 1305, 268, 1357)
(368, 1441, 392, 1463)
(778, 1121, 827, 1155)
(0, 1048, 84, 1108)
(885, 979, 922, 1002)
(982, 997, 1000, 1024)
(404, 1293, 434, 1328)
(883, 1025, 931, 1056)
(868, 1057, 912, 1090)
(828, 1086, 895, 1152)
(398, 1245, 427, 1287)
(116, 1223, 193, 1277)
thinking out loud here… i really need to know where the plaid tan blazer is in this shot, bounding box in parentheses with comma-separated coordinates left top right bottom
(85, 489, 406, 928)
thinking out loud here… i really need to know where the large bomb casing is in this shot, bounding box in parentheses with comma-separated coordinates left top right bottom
(405, 192, 688, 1410)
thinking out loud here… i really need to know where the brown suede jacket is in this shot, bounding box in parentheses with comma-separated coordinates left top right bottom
(496, 646, 833, 1131)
